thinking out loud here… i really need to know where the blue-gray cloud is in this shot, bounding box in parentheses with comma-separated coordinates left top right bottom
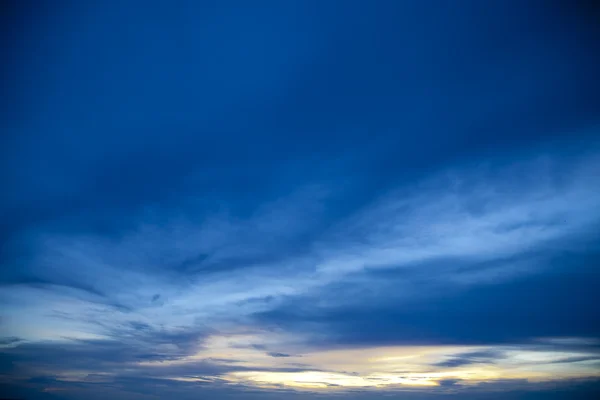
(433, 350, 504, 368)
(267, 352, 292, 358)
(254, 252, 600, 348)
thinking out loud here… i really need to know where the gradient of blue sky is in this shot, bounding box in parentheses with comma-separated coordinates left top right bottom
(1, 1, 600, 399)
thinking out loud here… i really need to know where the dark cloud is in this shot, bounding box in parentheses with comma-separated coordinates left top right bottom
(438, 379, 462, 387)
(0, 276, 133, 313)
(433, 350, 504, 368)
(0, 338, 318, 391)
(0, 326, 210, 376)
(550, 356, 600, 364)
(267, 352, 291, 358)
(434, 358, 481, 368)
(255, 253, 600, 347)
(0, 337, 22, 346)
(102, 322, 211, 359)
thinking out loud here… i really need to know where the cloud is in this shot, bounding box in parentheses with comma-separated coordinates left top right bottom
(2, 155, 600, 393)
(6, 378, 600, 400)
(0, 336, 23, 346)
(3, 149, 600, 350)
(433, 350, 504, 368)
(267, 352, 292, 358)
(255, 255, 600, 348)
(550, 356, 600, 365)
(314, 152, 600, 277)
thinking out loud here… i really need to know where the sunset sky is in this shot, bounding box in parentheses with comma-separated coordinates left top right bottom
(1, 1, 600, 399)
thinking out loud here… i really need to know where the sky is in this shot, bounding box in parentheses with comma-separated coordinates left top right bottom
(1, 1, 600, 399)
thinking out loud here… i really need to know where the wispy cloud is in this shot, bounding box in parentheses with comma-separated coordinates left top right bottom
(2, 148, 600, 394)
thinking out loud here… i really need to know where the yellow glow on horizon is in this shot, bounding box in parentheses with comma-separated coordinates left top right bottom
(228, 370, 441, 389)
(132, 333, 600, 390)
(226, 368, 508, 389)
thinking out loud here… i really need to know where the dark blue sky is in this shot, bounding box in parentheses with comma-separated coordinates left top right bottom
(1, 1, 600, 399)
